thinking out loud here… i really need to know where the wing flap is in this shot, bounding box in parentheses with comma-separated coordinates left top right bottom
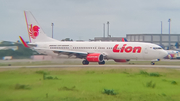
(53, 50, 88, 58)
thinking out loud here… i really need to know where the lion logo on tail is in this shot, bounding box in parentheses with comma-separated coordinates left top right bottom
(29, 24, 40, 39)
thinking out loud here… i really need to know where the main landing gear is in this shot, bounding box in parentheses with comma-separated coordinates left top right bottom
(98, 60, 105, 65)
(82, 60, 89, 65)
(82, 60, 105, 65)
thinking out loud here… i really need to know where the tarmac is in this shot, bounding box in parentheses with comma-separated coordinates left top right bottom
(1, 65, 180, 69)
(1, 59, 180, 69)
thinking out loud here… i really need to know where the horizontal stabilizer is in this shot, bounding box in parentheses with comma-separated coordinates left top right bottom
(19, 36, 37, 48)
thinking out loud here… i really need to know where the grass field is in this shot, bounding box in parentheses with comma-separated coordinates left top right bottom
(0, 67, 180, 101)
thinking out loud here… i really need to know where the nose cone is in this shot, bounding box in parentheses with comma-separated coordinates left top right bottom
(161, 50, 168, 58)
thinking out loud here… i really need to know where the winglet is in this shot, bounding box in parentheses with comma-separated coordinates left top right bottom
(122, 38, 128, 42)
(122, 38, 125, 42)
(124, 38, 128, 42)
(19, 36, 29, 48)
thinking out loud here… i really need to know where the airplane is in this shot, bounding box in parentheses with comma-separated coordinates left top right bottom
(19, 11, 168, 65)
(164, 50, 179, 59)
(0, 46, 18, 50)
(0, 41, 19, 50)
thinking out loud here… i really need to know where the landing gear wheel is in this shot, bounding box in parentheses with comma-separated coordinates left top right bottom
(98, 60, 105, 65)
(151, 62, 155, 65)
(82, 60, 89, 65)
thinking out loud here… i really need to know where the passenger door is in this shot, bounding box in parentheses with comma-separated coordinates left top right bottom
(143, 45, 149, 59)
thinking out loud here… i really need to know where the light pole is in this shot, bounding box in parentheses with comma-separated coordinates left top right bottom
(107, 21, 110, 37)
(51, 23, 54, 38)
(168, 19, 171, 34)
(103, 23, 105, 37)
(161, 21, 163, 34)
(168, 19, 171, 49)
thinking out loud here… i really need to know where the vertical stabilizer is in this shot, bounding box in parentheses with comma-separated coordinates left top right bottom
(24, 11, 58, 43)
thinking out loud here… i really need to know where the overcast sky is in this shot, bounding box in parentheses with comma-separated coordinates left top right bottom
(1, 0, 180, 42)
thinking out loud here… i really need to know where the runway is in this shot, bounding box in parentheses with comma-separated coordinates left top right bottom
(1, 65, 180, 69)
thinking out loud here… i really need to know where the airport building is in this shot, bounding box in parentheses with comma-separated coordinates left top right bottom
(94, 37, 125, 41)
(126, 34, 180, 49)
(94, 34, 180, 49)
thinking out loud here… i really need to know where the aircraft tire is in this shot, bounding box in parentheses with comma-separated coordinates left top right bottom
(151, 62, 155, 65)
(82, 60, 89, 65)
(98, 60, 105, 65)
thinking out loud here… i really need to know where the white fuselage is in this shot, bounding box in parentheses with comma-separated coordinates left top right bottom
(32, 41, 168, 60)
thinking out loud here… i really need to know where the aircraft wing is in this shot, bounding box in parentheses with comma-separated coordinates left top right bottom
(28, 43, 37, 47)
(53, 50, 88, 58)
(53, 50, 107, 59)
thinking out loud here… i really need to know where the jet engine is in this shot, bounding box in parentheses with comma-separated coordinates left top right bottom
(114, 59, 130, 62)
(86, 53, 104, 62)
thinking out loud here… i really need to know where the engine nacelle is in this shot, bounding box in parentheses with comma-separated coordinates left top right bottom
(114, 59, 130, 62)
(86, 53, 104, 62)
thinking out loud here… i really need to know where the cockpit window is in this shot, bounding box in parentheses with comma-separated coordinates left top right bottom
(153, 47, 162, 50)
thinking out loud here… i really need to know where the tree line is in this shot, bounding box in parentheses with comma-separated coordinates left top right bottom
(0, 43, 34, 59)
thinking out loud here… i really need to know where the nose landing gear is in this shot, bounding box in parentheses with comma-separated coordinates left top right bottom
(151, 59, 160, 65)
(151, 62, 155, 65)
